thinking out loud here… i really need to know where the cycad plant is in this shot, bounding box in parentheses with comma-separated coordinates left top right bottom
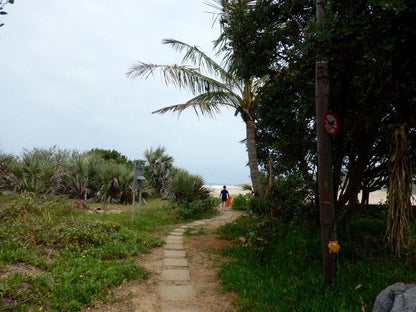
(0, 152, 16, 192)
(144, 146, 173, 196)
(10, 148, 59, 193)
(127, 39, 268, 197)
(166, 168, 209, 202)
(63, 152, 102, 199)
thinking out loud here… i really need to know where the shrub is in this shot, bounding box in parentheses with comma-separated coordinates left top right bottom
(248, 196, 270, 216)
(166, 168, 209, 202)
(176, 196, 219, 220)
(272, 175, 315, 220)
(231, 194, 250, 211)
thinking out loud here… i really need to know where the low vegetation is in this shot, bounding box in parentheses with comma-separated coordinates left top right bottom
(216, 204, 416, 311)
(0, 192, 212, 311)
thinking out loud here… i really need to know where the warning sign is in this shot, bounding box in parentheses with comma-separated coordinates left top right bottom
(322, 112, 339, 136)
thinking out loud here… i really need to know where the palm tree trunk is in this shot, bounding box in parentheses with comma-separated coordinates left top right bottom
(245, 120, 264, 198)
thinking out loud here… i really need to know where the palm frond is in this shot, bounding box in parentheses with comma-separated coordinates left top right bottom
(127, 62, 233, 96)
(161, 38, 239, 86)
(152, 91, 241, 118)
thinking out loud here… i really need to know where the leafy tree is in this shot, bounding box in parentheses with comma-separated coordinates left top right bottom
(218, 0, 416, 219)
(88, 148, 131, 165)
(127, 38, 268, 198)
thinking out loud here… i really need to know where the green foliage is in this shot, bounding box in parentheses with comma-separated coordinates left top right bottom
(9, 147, 66, 194)
(175, 196, 220, 220)
(88, 148, 133, 165)
(0, 193, 171, 311)
(219, 0, 416, 216)
(247, 196, 270, 217)
(166, 168, 209, 202)
(273, 175, 316, 220)
(217, 211, 416, 311)
(144, 146, 173, 195)
(231, 193, 250, 211)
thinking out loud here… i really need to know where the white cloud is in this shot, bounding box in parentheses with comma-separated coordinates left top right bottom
(0, 0, 250, 184)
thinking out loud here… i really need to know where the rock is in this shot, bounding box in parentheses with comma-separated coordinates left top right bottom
(239, 237, 247, 244)
(373, 282, 416, 312)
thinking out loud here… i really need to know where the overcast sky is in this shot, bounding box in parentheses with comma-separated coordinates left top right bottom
(0, 0, 251, 185)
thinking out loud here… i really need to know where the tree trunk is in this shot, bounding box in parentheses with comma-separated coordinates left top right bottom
(245, 120, 264, 198)
(361, 189, 370, 205)
(265, 153, 276, 218)
(386, 124, 412, 257)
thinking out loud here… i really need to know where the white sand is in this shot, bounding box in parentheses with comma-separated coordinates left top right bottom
(365, 189, 416, 205)
(207, 185, 252, 198)
(208, 186, 416, 205)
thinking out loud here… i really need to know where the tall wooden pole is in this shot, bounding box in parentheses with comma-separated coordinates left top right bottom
(315, 0, 337, 284)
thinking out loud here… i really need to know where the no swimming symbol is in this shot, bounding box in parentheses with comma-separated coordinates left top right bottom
(322, 112, 339, 136)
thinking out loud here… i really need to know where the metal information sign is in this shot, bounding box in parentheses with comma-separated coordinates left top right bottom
(132, 165, 145, 220)
(133, 166, 145, 190)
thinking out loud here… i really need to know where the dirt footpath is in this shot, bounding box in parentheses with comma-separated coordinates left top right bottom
(83, 210, 242, 312)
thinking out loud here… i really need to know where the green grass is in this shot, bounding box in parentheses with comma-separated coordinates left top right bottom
(0, 193, 183, 311)
(216, 209, 416, 312)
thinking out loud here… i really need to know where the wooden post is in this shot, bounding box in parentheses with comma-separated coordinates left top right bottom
(315, 0, 337, 284)
(132, 189, 136, 220)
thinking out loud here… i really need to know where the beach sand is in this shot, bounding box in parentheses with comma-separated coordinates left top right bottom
(207, 185, 416, 205)
(207, 185, 252, 198)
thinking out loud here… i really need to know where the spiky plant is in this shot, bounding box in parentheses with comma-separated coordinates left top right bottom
(144, 146, 173, 196)
(166, 168, 209, 202)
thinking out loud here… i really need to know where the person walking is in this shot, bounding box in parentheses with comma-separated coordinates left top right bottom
(220, 185, 229, 211)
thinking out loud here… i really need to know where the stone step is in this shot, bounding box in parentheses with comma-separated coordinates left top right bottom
(164, 243, 184, 250)
(160, 285, 195, 301)
(164, 250, 186, 258)
(161, 269, 190, 281)
(163, 258, 188, 267)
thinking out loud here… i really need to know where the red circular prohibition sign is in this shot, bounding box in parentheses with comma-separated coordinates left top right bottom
(322, 112, 340, 136)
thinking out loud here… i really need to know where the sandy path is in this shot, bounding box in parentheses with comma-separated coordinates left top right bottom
(83, 210, 241, 312)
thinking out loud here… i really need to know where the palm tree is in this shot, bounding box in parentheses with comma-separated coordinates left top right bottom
(127, 39, 267, 197)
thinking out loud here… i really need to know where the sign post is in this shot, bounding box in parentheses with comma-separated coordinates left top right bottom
(315, 0, 338, 285)
(132, 165, 145, 220)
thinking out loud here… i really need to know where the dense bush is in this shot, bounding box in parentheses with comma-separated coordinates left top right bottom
(175, 196, 220, 220)
(231, 194, 250, 211)
(217, 211, 416, 311)
(272, 175, 315, 220)
(166, 168, 210, 202)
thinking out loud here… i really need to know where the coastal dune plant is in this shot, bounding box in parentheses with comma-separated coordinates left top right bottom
(144, 146, 173, 196)
(9, 148, 61, 194)
(166, 168, 208, 202)
(63, 152, 102, 199)
(0, 153, 15, 192)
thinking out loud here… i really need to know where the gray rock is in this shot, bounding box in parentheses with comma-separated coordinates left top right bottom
(373, 283, 416, 312)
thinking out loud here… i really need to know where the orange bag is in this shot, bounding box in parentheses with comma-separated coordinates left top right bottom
(226, 196, 232, 207)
